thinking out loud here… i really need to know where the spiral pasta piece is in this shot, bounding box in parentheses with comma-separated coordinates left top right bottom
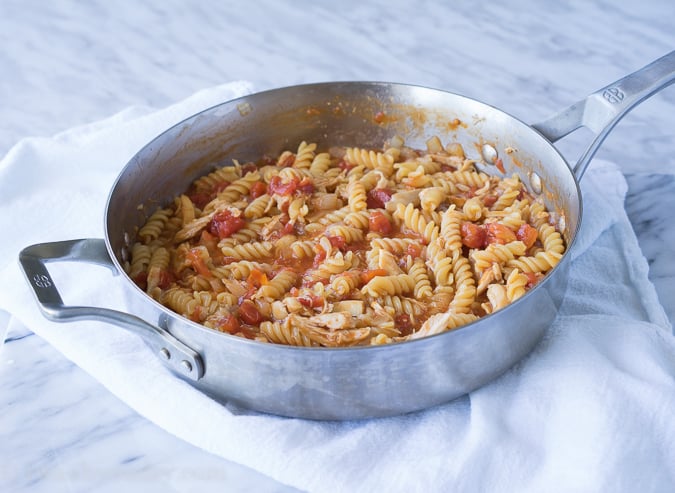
(138, 208, 172, 243)
(214, 261, 268, 280)
(290, 240, 317, 259)
(288, 197, 309, 223)
(310, 152, 331, 176)
(393, 202, 439, 245)
(204, 171, 261, 212)
(293, 141, 316, 169)
(408, 257, 433, 299)
(369, 237, 417, 254)
(347, 179, 367, 212)
(420, 187, 445, 213)
(447, 170, 490, 188)
(506, 268, 528, 302)
(472, 241, 527, 273)
(345, 147, 395, 176)
(192, 165, 240, 192)
(498, 211, 525, 231)
(145, 247, 170, 289)
(244, 194, 272, 219)
(260, 320, 315, 347)
(538, 223, 565, 254)
(305, 251, 354, 282)
(325, 224, 364, 244)
(429, 174, 461, 195)
(255, 269, 298, 300)
(316, 206, 351, 226)
(178, 195, 196, 225)
(407, 311, 478, 340)
(344, 210, 370, 230)
(279, 166, 312, 181)
(449, 253, 476, 314)
(529, 201, 548, 229)
(440, 207, 463, 253)
(129, 243, 152, 278)
(217, 223, 264, 248)
(492, 187, 520, 212)
(221, 241, 274, 261)
(329, 271, 362, 297)
(378, 295, 426, 318)
(427, 249, 453, 288)
(161, 288, 216, 322)
(462, 197, 483, 221)
(508, 251, 562, 273)
(362, 273, 415, 297)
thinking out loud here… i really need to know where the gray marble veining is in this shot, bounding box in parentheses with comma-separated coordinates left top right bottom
(1, 1, 673, 492)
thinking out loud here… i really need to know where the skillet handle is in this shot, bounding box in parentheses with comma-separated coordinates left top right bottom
(532, 50, 675, 180)
(18, 239, 204, 381)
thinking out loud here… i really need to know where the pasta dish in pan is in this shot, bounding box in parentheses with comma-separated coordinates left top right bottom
(126, 137, 565, 346)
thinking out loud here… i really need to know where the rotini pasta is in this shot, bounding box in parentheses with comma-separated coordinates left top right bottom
(127, 138, 566, 346)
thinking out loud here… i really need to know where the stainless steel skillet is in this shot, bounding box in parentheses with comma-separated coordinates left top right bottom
(19, 52, 675, 420)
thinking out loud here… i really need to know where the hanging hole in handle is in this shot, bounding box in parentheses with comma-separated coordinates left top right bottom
(528, 171, 543, 195)
(481, 144, 498, 165)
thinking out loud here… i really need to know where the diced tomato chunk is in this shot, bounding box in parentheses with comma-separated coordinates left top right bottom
(249, 181, 267, 199)
(260, 155, 276, 167)
(133, 272, 148, 290)
(395, 313, 413, 332)
(208, 210, 246, 240)
(368, 210, 392, 234)
(198, 230, 220, 256)
(188, 191, 213, 210)
(312, 247, 327, 268)
(366, 188, 393, 209)
(280, 221, 295, 236)
(482, 195, 497, 207)
(328, 235, 346, 250)
(268, 175, 298, 196)
(338, 160, 356, 171)
(216, 314, 241, 334)
(406, 243, 422, 259)
(189, 305, 204, 323)
(241, 162, 258, 175)
(247, 268, 269, 289)
(156, 269, 174, 289)
(516, 224, 538, 249)
(461, 222, 487, 249)
(278, 153, 295, 168)
(301, 277, 328, 288)
(298, 293, 324, 308)
(485, 222, 516, 245)
(296, 177, 315, 195)
(525, 272, 539, 288)
(238, 300, 263, 325)
(214, 181, 230, 194)
(361, 269, 388, 284)
(186, 248, 212, 277)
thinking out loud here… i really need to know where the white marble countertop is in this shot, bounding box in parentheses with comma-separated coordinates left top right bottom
(1, 1, 673, 492)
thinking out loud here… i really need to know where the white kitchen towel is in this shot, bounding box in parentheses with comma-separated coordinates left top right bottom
(1, 83, 674, 493)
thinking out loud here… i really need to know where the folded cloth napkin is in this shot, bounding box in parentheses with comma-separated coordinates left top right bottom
(1, 83, 674, 493)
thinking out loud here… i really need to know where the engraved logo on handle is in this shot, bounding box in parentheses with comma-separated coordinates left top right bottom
(602, 87, 625, 104)
(33, 274, 52, 288)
